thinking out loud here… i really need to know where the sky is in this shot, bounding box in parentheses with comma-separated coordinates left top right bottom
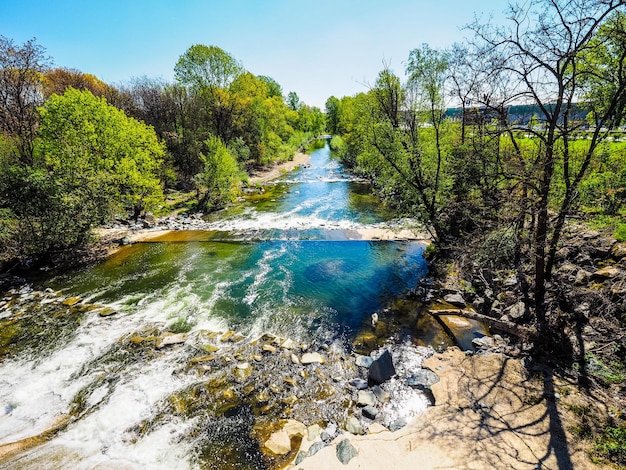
(0, 0, 508, 108)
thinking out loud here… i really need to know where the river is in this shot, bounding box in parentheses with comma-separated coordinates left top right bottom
(0, 143, 481, 469)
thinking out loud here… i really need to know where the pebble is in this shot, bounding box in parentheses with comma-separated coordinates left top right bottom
(362, 406, 378, 420)
(349, 378, 368, 390)
(357, 390, 377, 407)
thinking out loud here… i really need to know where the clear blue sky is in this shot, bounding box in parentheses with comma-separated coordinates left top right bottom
(0, 0, 508, 108)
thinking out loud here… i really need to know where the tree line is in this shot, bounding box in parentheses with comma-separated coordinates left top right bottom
(325, 0, 626, 339)
(0, 39, 324, 263)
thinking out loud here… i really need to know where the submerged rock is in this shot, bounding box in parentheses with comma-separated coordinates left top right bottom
(348, 378, 368, 390)
(371, 385, 391, 403)
(388, 417, 407, 431)
(368, 350, 396, 384)
(156, 333, 187, 349)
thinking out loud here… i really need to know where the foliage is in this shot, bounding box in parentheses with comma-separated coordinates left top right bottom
(195, 136, 242, 210)
(592, 425, 626, 466)
(615, 224, 626, 242)
(174, 44, 243, 91)
(39, 88, 165, 219)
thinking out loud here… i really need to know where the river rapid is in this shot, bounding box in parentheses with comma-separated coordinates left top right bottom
(0, 143, 478, 469)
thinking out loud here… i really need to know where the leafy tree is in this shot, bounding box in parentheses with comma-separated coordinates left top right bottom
(258, 75, 283, 98)
(469, 0, 626, 328)
(174, 44, 243, 91)
(287, 91, 301, 111)
(38, 88, 166, 220)
(195, 136, 242, 209)
(42, 67, 113, 99)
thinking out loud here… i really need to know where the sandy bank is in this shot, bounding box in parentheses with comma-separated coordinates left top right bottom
(247, 152, 311, 185)
(294, 347, 599, 469)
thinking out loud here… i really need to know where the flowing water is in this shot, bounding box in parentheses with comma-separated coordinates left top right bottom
(0, 143, 483, 469)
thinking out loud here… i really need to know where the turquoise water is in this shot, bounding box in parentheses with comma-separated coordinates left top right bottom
(53, 143, 428, 342)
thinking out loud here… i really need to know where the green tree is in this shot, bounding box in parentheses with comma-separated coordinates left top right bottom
(195, 136, 242, 209)
(174, 44, 243, 91)
(38, 88, 166, 219)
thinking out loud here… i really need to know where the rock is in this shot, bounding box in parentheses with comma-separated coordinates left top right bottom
(253, 354, 263, 362)
(119, 236, 131, 246)
(593, 266, 622, 279)
(301, 352, 325, 364)
(371, 385, 391, 403)
(371, 312, 378, 327)
(295, 451, 306, 465)
(336, 439, 358, 465)
(502, 275, 518, 287)
(264, 430, 291, 455)
(471, 336, 494, 350)
(406, 369, 440, 390)
(357, 390, 377, 407)
(489, 299, 503, 317)
(291, 353, 300, 365)
(349, 378, 368, 390)
(345, 416, 364, 435)
(367, 423, 387, 434)
(575, 269, 591, 284)
(388, 417, 407, 432)
(355, 355, 374, 368)
(368, 350, 396, 384)
(98, 307, 117, 317)
(281, 338, 296, 350)
(321, 422, 338, 443)
(308, 440, 326, 457)
(156, 333, 187, 349)
(62, 296, 81, 306)
(507, 301, 526, 320)
(362, 405, 378, 420)
(189, 354, 215, 364)
(307, 424, 321, 441)
(444, 293, 466, 307)
(612, 242, 626, 259)
(262, 344, 277, 353)
(220, 330, 235, 342)
(282, 419, 306, 439)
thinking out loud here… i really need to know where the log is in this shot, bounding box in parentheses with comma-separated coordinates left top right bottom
(428, 308, 536, 339)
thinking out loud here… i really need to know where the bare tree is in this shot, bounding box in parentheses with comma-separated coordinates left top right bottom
(0, 36, 51, 165)
(469, 0, 626, 331)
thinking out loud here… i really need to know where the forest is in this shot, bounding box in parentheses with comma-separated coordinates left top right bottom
(0, 40, 324, 262)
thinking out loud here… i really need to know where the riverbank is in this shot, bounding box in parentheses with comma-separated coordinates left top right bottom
(247, 151, 311, 185)
(293, 347, 601, 469)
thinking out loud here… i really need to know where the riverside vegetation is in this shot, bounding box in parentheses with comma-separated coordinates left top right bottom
(1, 0, 626, 468)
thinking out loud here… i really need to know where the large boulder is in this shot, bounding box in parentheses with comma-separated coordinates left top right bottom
(368, 350, 396, 384)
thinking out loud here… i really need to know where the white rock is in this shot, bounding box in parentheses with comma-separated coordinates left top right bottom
(301, 352, 325, 364)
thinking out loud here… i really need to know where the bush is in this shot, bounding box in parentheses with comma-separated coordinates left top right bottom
(474, 227, 517, 269)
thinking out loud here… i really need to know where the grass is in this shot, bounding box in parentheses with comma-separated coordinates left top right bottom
(592, 425, 626, 466)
